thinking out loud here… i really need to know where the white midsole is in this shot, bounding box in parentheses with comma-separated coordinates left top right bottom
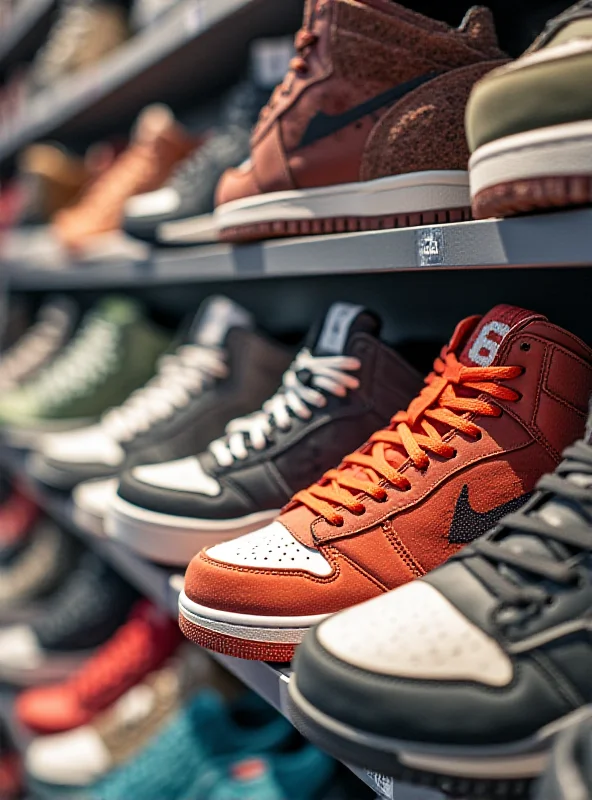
(71, 477, 119, 538)
(106, 496, 280, 566)
(158, 213, 218, 243)
(215, 171, 469, 228)
(289, 680, 592, 780)
(0, 418, 97, 449)
(179, 591, 329, 643)
(470, 120, 592, 196)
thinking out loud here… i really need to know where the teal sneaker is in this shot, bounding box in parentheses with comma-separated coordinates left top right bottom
(87, 690, 292, 800)
(182, 744, 335, 800)
(0, 297, 169, 447)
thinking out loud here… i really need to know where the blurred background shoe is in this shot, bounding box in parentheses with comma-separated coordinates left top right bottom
(52, 105, 197, 256)
(0, 553, 138, 685)
(536, 710, 592, 800)
(27, 0, 130, 94)
(0, 517, 81, 625)
(0, 296, 78, 394)
(0, 297, 169, 447)
(24, 645, 235, 786)
(16, 599, 182, 733)
(0, 483, 40, 565)
(123, 38, 293, 245)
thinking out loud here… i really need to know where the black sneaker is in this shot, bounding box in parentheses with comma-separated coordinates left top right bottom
(122, 37, 293, 245)
(29, 296, 292, 493)
(288, 420, 592, 799)
(0, 552, 137, 686)
(106, 302, 425, 566)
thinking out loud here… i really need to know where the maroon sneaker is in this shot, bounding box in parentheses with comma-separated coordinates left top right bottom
(214, 0, 506, 242)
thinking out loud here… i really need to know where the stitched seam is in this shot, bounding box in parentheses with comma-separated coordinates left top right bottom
(383, 521, 425, 578)
(333, 549, 390, 592)
(529, 650, 584, 708)
(543, 344, 590, 414)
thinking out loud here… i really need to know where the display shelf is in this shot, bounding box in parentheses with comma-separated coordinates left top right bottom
(0, 444, 448, 800)
(0, 0, 56, 73)
(0, 0, 302, 162)
(2, 209, 592, 290)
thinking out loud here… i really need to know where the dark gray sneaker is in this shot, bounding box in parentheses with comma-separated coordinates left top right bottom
(536, 711, 592, 800)
(289, 422, 592, 799)
(122, 37, 293, 244)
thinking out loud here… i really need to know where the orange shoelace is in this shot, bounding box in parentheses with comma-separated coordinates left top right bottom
(293, 349, 523, 526)
(71, 618, 153, 705)
(259, 26, 319, 123)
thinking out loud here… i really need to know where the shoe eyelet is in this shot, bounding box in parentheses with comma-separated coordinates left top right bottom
(449, 449, 458, 459)
(520, 342, 531, 352)
(374, 492, 388, 503)
(351, 506, 366, 516)
(332, 517, 344, 528)
(473, 431, 482, 442)
(401, 484, 412, 493)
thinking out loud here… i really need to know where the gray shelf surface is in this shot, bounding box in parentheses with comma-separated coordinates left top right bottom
(0, 0, 302, 162)
(3, 209, 592, 290)
(0, 444, 448, 800)
(0, 0, 55, 70)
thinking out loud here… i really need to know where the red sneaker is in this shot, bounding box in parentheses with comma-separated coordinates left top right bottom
(179, 305, 592, 661)
(16, 600, 181, 733)
(0, 485, 39, 558)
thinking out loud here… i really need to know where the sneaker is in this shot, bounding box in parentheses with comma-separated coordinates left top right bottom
(0, 553, 138, 686)
(287, 417, 592, 797)
(467, 1, 592, 219)
(123, 39, 293, 245)
(179, 304, 592, 661)
(213, 0, 506, 243)
(0, 297, 169, 447)
(0, 518, 81, 625)
(182, 746, 334, 800)
(28, 0, 129, 92)
(29, 296, 291, 491)
(86, 691, 292, 800)
(16, 600, 182, 734)
(0, 296, 78, 393)
(108, 303, 424, 566)
(53, 105, 196, 253)
(537, 711, 592, 800)
(0, 752, 22, 800)
(0, 486, 40, 565)
(24, 646, 229, 786)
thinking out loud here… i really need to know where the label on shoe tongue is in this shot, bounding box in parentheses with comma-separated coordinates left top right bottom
(250, 37, 295, 89)
(189, 296, 254, 347)
(459, 304, 543, 367)
(313, 303, 379, 356)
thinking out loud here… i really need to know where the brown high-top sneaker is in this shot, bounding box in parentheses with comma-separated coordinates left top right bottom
(214, 0, 507, 242)
(53, 105, 197, 253)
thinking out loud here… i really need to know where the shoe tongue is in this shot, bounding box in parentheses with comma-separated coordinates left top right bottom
(188, 296, 254, 347)
(310, 303, 380, 356)
(458, 304, 545, 367)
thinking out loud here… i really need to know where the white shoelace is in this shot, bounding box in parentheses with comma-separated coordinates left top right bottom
(37, 5, 94, 74)
(102, 344, 228, 442)
(209, 348, 361, 467)
(0, 313, 69, 386)
(29, 316, 120, 406)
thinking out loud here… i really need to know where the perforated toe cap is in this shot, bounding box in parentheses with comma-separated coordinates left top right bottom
(317, 581, 513, 687)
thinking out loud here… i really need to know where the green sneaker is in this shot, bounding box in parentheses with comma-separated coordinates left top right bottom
(0, 298, 169, 447)
(467, 0, 592, 218)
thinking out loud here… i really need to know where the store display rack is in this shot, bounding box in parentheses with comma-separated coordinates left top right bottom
(0, 444, 448, 800)
(0, 0, 56, 74)
(2, 208, 592, 291)
(0, 0, 303, 163)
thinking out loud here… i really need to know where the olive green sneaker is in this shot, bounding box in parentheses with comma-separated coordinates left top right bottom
(467, 0, 592, 218)
(0, 297, 170, 447)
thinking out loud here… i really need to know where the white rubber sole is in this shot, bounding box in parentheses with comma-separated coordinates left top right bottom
(215, 170, 470, 228)
(0, 650, 93, 687)
(178, 591, 329, 644)
(0, 418, 96, 449)
(289, 680, 592, 781)
(72, 478, 119, 538)
(470, 120, 592, 197)
(106, 495, 280, 566)
(158, 213, 218, 243)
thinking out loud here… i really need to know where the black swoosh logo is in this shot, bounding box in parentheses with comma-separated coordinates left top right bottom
(297, 71, 440, 150)
(448, 485, 532, 545)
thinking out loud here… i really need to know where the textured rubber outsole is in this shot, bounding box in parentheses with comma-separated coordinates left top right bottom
(219, 206, 472, 243)
(472, 175, 592, 219)
(178, 612, 297, 662)
(286, 684, 534, 799)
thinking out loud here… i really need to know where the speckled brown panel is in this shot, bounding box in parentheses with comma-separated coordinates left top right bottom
(360, 60, 506, 180)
